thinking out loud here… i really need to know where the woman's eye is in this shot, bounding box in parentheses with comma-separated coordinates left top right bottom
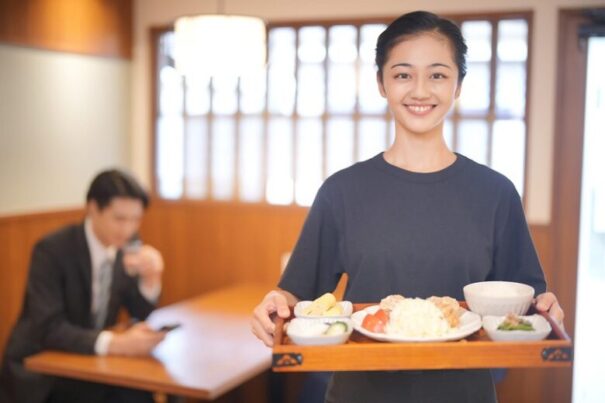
(395, 73, 410, 79)
(431, 73, 447, 79)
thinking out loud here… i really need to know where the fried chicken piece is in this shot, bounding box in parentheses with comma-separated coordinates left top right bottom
(428, 296, 461, 328)
(379, 294, 405, 312)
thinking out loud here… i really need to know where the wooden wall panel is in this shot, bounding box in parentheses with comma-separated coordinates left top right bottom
(0, 0, 132, 58)
(138, 200, 309, 305)
(0, 209, 84, 359)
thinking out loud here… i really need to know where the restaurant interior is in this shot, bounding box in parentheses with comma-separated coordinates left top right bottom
(0, 0, 604, 402)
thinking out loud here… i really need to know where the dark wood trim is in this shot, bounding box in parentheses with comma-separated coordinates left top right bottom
(149, 27, 163, 197)
(522, 13, 534, 203)
(267, 10, 534, 29)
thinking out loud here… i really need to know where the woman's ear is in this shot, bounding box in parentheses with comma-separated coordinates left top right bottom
(377, 71, 387, 98)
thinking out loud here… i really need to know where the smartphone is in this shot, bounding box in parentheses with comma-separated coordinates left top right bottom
(157, 323, 181, 332)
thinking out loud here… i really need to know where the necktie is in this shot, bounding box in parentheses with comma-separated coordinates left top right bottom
(95, 258, 113, 329)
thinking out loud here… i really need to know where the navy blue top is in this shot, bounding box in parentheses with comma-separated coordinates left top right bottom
(278, 153, 546, 403)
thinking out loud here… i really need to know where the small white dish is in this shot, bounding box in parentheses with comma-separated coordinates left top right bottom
(287, 318, 353, 346)
(482, 315, 551, 341)
(294, 301, 353, 318)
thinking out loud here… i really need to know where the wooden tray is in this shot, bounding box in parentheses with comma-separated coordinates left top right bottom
(272, 303, 572, 372)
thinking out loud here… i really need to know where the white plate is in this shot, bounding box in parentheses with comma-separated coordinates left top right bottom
(351, 305, 482, 342)
(287, 318, 353, 346)
(482, 315, 552, 341)
(294, 301, 353, 318)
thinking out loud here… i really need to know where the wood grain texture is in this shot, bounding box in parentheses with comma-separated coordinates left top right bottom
(25, 284, 272, 400)
(0, 0, 132, 58)
(138, 200, 309, 306)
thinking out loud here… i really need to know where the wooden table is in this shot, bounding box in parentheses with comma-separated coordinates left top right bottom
(25, 283, 272, 400)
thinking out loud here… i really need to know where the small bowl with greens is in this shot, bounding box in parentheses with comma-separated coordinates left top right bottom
(482, 314, 552, 341)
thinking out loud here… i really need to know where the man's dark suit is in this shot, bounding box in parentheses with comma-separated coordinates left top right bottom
(0, 223, 156, 403)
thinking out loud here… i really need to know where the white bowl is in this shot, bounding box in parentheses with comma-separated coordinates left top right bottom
(286, 318, 353, 346)
(463, 281, 534, 316)
(294, 301, 353, 319)
(482, 315, 552, 341)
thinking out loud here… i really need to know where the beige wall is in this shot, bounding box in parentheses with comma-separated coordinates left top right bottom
(132, 0, 604, 225)
(0, 45, 131, 216)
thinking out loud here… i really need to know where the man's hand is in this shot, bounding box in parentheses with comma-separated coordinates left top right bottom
(251, 290, 298, 347)
(107, 322, 166, 356)
(535, 292, 565, 326)
(123, 245, 164, 288)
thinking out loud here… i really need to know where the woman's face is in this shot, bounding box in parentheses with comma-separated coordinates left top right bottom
(378, 32, 461, 138)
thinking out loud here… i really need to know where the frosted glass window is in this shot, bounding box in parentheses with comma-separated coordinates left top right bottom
(492, 119, 526, 195)
(212, 75, 238, 115)
(268, 66, 295, 115)
(498, 20, 528, 62)
(359, 118, 387, 161)
(239, 117, 264, 202)
(462, 21, 492, 62)
(157, 116, 184, 199)
(327, 118, 354, 176)
(296, 119, 323, 206)
(267, 118, 293, 204)
(496, 62, 526, 117)
(458, 62, 490, 112)
(359, 64, 386, 113)
(185, 75, 210, 115)
(159, 66, 183, 116)
(211, 118, 235, 200)
(268, 28, 296, 115)
(154, 16, 531, 205)
(185, 117, 208, 198)
(457, 120, 488, 165)
(329, 25, 357, 63)
(298, 26, 326, 63)
(269, 28, 296, 64)
(328, 64, 356, 113)
(240, 69, 266, 114)
(297, 64, 325, 117)
(360, 24, 386, 63)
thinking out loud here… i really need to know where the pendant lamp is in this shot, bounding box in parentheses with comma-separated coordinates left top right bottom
(173, 2, 266, 79)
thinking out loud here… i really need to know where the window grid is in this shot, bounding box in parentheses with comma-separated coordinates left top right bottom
(153, 13, 531, 205)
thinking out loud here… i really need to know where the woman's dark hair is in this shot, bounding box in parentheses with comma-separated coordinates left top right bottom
(376, 10, 467, 83)
(86, 169, 149, 210)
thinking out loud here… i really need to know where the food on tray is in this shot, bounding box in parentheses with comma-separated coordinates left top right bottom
(379, 294, 405, 311)
(302, 292, 340, 316)
(362, 308, 390, 333)
(363, 295, 462, 337)
(428, 296, 461, 327)
(324, 321, 349, 336)
(497, 313, 535, 331)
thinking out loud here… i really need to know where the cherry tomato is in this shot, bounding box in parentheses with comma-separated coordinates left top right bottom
(362, 313, 385, 333)
(374, 308, 390, 324)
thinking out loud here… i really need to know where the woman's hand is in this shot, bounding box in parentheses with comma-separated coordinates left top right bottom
(535, 292, 564, 326)
(251, 290, 298, 347)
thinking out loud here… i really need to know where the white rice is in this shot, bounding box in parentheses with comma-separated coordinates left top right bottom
(385, 298, 451, 337)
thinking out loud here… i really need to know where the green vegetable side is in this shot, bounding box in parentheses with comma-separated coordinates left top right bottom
(497, 314, 535, 331)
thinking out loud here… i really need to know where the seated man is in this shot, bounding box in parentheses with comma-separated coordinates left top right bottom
(0, 169, 167, 403)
